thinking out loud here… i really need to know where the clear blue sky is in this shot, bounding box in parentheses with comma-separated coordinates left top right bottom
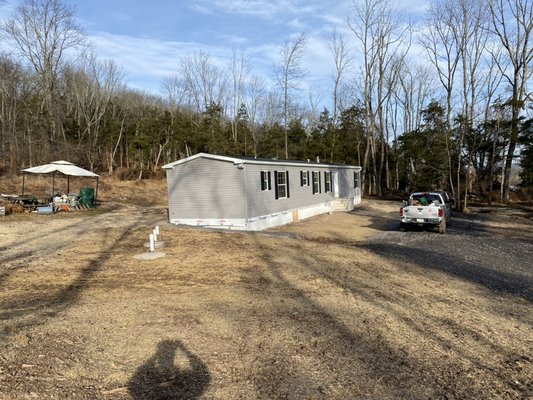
(0, 0, 429, 99)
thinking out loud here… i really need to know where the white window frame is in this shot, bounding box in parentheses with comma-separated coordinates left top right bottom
(276, 171, 288, 199)
(312, 171, 320, 194)
(260, 171, 270, 191)
(324, 171, 332, 193)
(301, 170, 309, 186)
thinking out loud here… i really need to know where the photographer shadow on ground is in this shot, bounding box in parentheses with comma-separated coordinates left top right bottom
(128, 339, 211, 400)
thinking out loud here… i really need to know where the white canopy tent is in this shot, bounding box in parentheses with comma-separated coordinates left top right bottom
(21, 161, 100, 200)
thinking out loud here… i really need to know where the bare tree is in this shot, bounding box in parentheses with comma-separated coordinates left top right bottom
(306, 86, 326, 133)
(179, 51, 229, 114)
(419, 0, 464, 200)
(274, 32, 307, 159)
(453, 0, 491, 209)
(393, 61, 435, 134)
(457, 0, 490, 125)
(0, 56, 26, 170)
(67, 53, 124, 170)
(161, 75, 188, 111)
(1, 0, 85, 153)
(258, 91, 282, 132)
(481, 44, 506, 199)
(228, 49, 250, 144)
(328, 30, 352, 125)
(489, 0, 533, 201)
(348, 0, 407, 196)
(244, 75, 266, 156)
(348, 0, 378, 195)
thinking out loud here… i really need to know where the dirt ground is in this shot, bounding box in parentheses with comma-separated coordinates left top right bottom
(0, 179, 532, 399)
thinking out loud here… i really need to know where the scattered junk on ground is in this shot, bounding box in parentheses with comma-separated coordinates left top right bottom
(0, 160, 99, 216)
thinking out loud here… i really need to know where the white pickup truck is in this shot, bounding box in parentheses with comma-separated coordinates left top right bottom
(399, 191, 453, 234)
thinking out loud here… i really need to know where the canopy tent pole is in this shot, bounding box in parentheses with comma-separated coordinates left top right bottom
(95, 177, 99, 202)
(67, 176, 70, 194)
(22, 173, 25, 195)
(52, 172, 55, 196)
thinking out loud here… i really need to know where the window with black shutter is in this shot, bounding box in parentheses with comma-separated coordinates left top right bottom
(354, 171, 359, 189)
(312, 171, 319, 194)
(260, 171, 268, 190)
(286, 171, 290, 198)
(260, 171, 272, 191)
(275, 171, 287, 199)
(300, 170, 308, 186)
(274, 170, 278, 199)
(324, 171, 331, 193)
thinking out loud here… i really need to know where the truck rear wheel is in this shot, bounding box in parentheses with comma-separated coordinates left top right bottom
(438, 219, 447, 234)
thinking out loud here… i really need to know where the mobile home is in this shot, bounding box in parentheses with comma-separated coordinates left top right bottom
(163, 153, 361, 230)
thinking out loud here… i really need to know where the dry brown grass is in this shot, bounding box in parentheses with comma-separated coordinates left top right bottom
(0, 182, 531, 399)
(1, 175, 168, 210)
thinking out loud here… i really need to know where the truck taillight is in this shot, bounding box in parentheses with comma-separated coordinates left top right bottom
(400, 208, 404, 217)
(438, 208, 443, 217)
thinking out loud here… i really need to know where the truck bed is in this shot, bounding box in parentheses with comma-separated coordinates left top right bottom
(400, 192, 451, 234)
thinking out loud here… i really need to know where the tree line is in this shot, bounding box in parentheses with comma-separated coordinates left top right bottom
(0, 0, 532, 207)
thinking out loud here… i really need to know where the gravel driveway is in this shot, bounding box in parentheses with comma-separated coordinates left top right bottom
(363, 204, 533, 301)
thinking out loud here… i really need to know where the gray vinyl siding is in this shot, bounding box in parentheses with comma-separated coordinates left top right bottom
(338, 169, 356, 198)
(165, 154, 360, 225)
(244, 164, 353, 218)
(166, 158, 245, 220)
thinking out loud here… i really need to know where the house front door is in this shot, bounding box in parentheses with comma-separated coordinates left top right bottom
(333, 171, 339, 198)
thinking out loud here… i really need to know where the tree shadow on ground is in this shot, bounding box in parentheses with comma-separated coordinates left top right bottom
(363, 239, 533, 301)
(0, 211, 155, 340)
(0, 206, 120, 287)
(241, 232, 530, 399)
(362, 210, 533, 301)
(348, 202, 400, 232)
(243, 239, 440, 399)
(310, 206, 533, 300)
(128, 339, 210, 400)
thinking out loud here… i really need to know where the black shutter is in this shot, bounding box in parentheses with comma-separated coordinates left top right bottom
(319, 172, 322, 193)
(300, 171, 304, 186)
(268, 171, 271, 190)
(307, 171, 309, 185)
(286, 171, 290, 198)
(260, 171, 265, 190)
(312, 172, 316, 194)
(274, 171, 278, 199)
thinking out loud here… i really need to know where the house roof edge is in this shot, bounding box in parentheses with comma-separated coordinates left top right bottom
(162, 152, 361, 170)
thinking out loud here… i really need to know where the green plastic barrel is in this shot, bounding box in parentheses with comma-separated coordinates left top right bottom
(79, 187, 95, 207)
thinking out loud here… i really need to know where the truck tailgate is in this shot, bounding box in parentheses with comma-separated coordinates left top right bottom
(403, 206, 440, 221)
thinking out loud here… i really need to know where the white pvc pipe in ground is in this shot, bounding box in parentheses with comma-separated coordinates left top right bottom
(153, 229, 158, 242)
(155, 225, 160, 235)
(149, 233, 155, 252)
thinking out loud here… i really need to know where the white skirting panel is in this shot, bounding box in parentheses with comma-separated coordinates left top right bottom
(169, 218, 247, 230)
(169, 198, 360, 231)
(245, 202, 335, 231)
(245, 210, 294, 231)
(298, 202, 333, 219)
